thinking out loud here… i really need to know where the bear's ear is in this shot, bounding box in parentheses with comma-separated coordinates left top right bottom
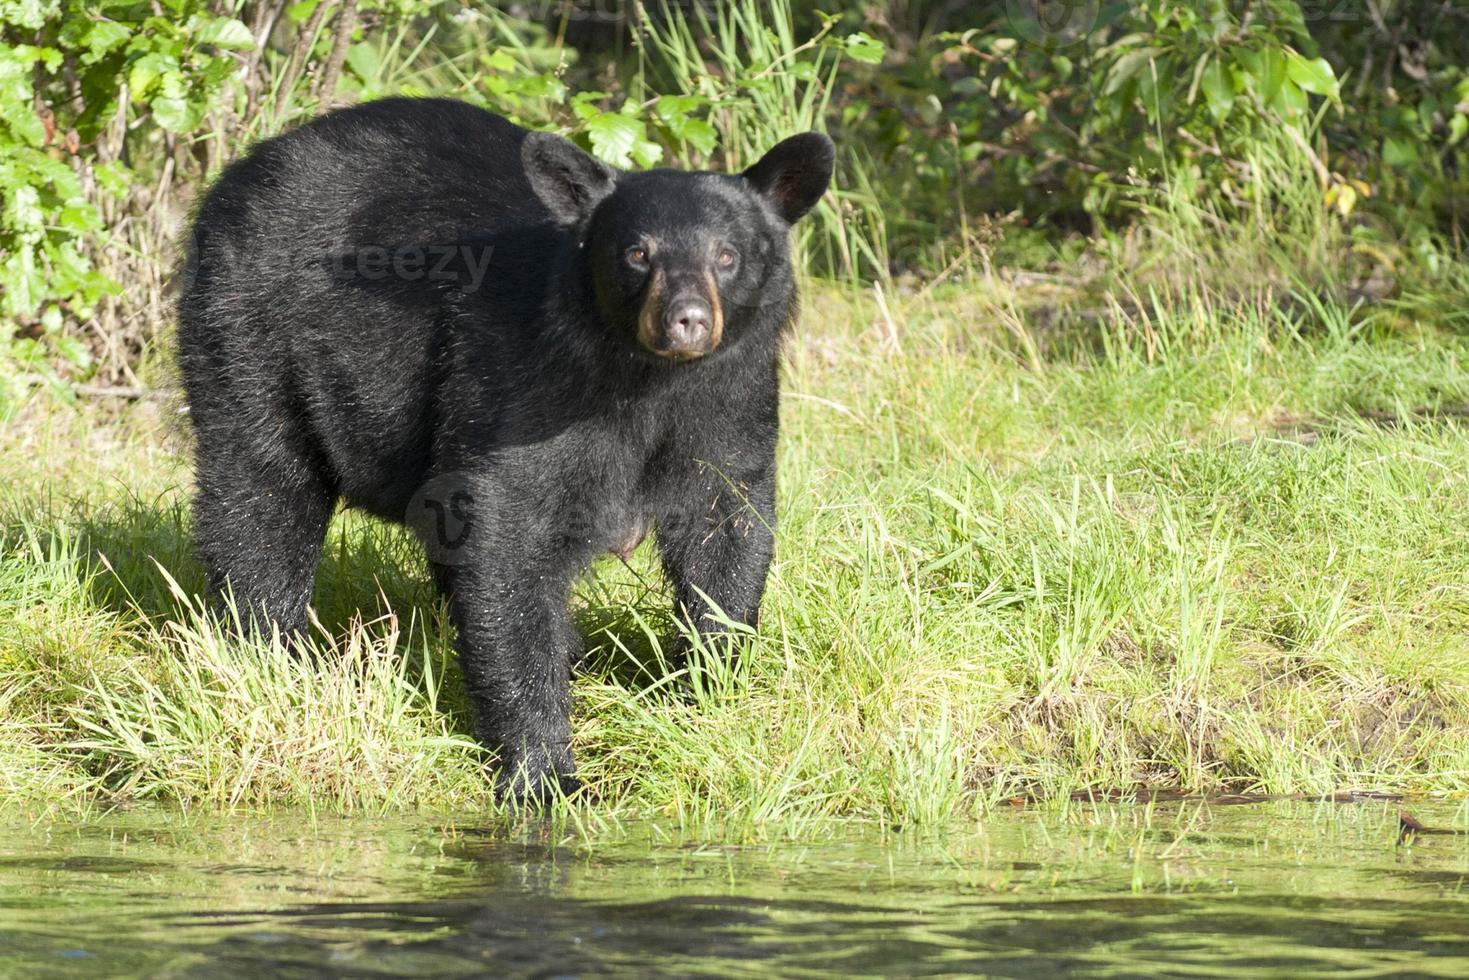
(742, 132, 835, 224)
(523, 131, 617, 225)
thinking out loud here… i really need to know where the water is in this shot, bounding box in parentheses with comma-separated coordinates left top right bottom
(2, 801, 1467, 977)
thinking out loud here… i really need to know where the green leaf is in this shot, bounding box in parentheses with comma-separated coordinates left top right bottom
(482, 49, 516, 73)
(509, 73, 565, 102)
(93, 162, 131, 197)
(81, 20, 131, 64)
(197, 17, 256, 51)
(788, 61, 819, 82)
(665, 113, 717, 156)
(51, 333, 92, 370)
(127, 52, 176, 99)
(346, 42, 379, 86)
(10, 336, 42, 365)
(52, 242, 108, 296)
(584, 112, 660, 169)
(1417, 97, 1437, 134)
(286, 0, 319, 24)
(0, 0, 60, 31)
(656, 95, 717, 156)
(150, 93, 202, 133)
(842, 31, 885, 65)
(1383, 136, 1419, 169)
(57, 201, 101, 233)
(0, 98, 46, 147)
(1284, 51, 1338, 99)
(1269, 78, 1307, 118)
(1250, 46, 1287, 103)
(656, 94, 703, 116)
(1199, 59, 1232, 122)
(569, 91, 609, 122)
(1450, 113, 1468, 147)
(1104, 47, 1162, 96)
(5, 185, 44, 234)
(629, 139, 663, 168)
(1, 246, 38, 318)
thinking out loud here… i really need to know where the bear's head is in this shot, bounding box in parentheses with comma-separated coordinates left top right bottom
(524, 130, 834, 361)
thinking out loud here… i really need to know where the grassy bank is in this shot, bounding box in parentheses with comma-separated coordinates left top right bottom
(4, 253, 1469, 830)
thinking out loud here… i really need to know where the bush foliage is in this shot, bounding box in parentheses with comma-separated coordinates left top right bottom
(0, 0, 1465, 406)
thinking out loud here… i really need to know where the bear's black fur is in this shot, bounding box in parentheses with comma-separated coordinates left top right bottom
(177, 97, 833, 802)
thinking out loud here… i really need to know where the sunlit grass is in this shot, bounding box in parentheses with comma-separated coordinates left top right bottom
(4, 229, 1469, 830)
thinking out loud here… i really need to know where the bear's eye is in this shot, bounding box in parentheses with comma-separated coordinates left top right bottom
(716, 248, 738, 270)
(626, 246, 649, 268)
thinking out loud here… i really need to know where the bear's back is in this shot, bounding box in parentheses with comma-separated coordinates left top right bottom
(190, 98, 550, 271)
(179, 100, 561, 521)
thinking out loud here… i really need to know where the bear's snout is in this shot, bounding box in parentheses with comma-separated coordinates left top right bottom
(637, 267, 724, 361)
(663, 297, 714, 354)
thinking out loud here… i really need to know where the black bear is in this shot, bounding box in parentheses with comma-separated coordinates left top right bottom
(177, 97, 834, 802)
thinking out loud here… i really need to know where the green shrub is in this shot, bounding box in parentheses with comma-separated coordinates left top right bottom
(2, 0, 1466, 400)
(0, 0, 257, 410)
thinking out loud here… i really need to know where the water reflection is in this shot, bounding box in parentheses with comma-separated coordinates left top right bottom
(2, 802, 1467, 977)
(169, 893, 1469, 976)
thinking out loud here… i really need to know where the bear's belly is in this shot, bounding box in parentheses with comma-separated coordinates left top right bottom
(609, 513, 647, 560)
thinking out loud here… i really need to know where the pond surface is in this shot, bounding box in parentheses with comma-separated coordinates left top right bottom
(1, 801, 1467, 977)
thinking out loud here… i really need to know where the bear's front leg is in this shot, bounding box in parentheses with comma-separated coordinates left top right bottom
(444, 545, 581, 804)
(657, 464, 776, 665)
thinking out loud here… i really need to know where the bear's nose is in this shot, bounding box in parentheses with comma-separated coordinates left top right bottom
(663, 299, 713, 352)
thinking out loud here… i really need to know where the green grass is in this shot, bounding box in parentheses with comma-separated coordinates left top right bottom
(4, 255, 1469, 830)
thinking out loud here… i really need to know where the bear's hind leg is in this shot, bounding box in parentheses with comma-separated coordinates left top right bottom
(192, 452, 336, 643)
